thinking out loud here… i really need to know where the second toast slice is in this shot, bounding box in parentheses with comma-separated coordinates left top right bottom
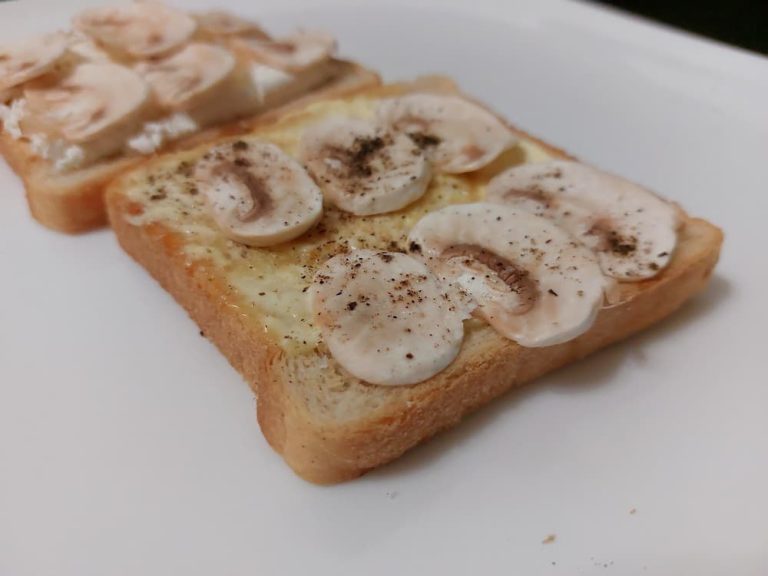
(1, 60, 378, 233)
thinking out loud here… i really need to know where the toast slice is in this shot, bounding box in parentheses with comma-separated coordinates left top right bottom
(0, 60, 379, 233)
(105, 76, 723, 484)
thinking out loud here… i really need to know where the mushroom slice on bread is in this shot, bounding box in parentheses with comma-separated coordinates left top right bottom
(299, 116, 432, 216)
(409, 203, 608, 347)
(378, 93, 515, 173)
(195, 139, 323, 247)
(310, 250, 468, 386)
(74, 3, 197, 59)
(486, 161, 680, 280)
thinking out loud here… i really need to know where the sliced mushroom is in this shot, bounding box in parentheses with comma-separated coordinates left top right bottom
(0, 32, 70, 94)
(194, 10, 270, 38)
(249, 64, 295, 105)
(377, 93, 515, 173)
(136, 43, 236, 111)
(486, 160, 681, 280)
(408, 203, 607, 347)
(22, 62, 150, 144)
(195, 139, 323, 247)
(299, 116, 432, 216)
(231, 30, 335, 72)
(310, 250, 467, 386)
(73, 3, 197, 59)
(67, 35, 112, 63)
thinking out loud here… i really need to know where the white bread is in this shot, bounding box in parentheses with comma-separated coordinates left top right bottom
(0, 60, 379, 233)
(105, 77, 723, 484)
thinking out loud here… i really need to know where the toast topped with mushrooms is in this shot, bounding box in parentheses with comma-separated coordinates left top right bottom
(105, 76, 723, 483)
(0, 2, 378, 232)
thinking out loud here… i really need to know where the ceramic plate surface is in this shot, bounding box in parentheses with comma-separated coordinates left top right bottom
(1, 1, 766, 574)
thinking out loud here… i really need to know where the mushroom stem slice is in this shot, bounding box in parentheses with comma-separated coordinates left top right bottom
(73, 3, 197, 59)
(195, 139, 323, 247)
(486, 160, 681, 281)
(137, 43, 236, 112)
(409, 203, 608, 347)
(378, 93, 515, 174)
(299, 116, 432, 216)
(0, 32, 70, 93)
(194, 11, 270, 38)
(231, 30, 336, 72)
(22, 62, 150, 144)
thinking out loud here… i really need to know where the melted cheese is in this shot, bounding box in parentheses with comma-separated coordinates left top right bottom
(0, 99, 25, 138)
(127, 113, 199, 155)
(122, 95, 554, 353)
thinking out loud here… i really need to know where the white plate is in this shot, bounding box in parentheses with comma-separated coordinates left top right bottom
(2, 1, 767, 574)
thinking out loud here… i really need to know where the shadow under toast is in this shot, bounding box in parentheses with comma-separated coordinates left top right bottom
(365, 274, 732, 481)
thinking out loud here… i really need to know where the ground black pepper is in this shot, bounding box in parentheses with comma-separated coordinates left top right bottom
(407, 132, 441, 150)
(346, 135, 386, 177)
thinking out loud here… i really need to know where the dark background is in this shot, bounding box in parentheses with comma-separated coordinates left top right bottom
(0, 0, 764, 55)
(594, 0, 768, 55)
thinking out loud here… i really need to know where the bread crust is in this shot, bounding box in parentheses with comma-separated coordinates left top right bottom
(105, 76, 723, 484)
(0, 60, 379, 233)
